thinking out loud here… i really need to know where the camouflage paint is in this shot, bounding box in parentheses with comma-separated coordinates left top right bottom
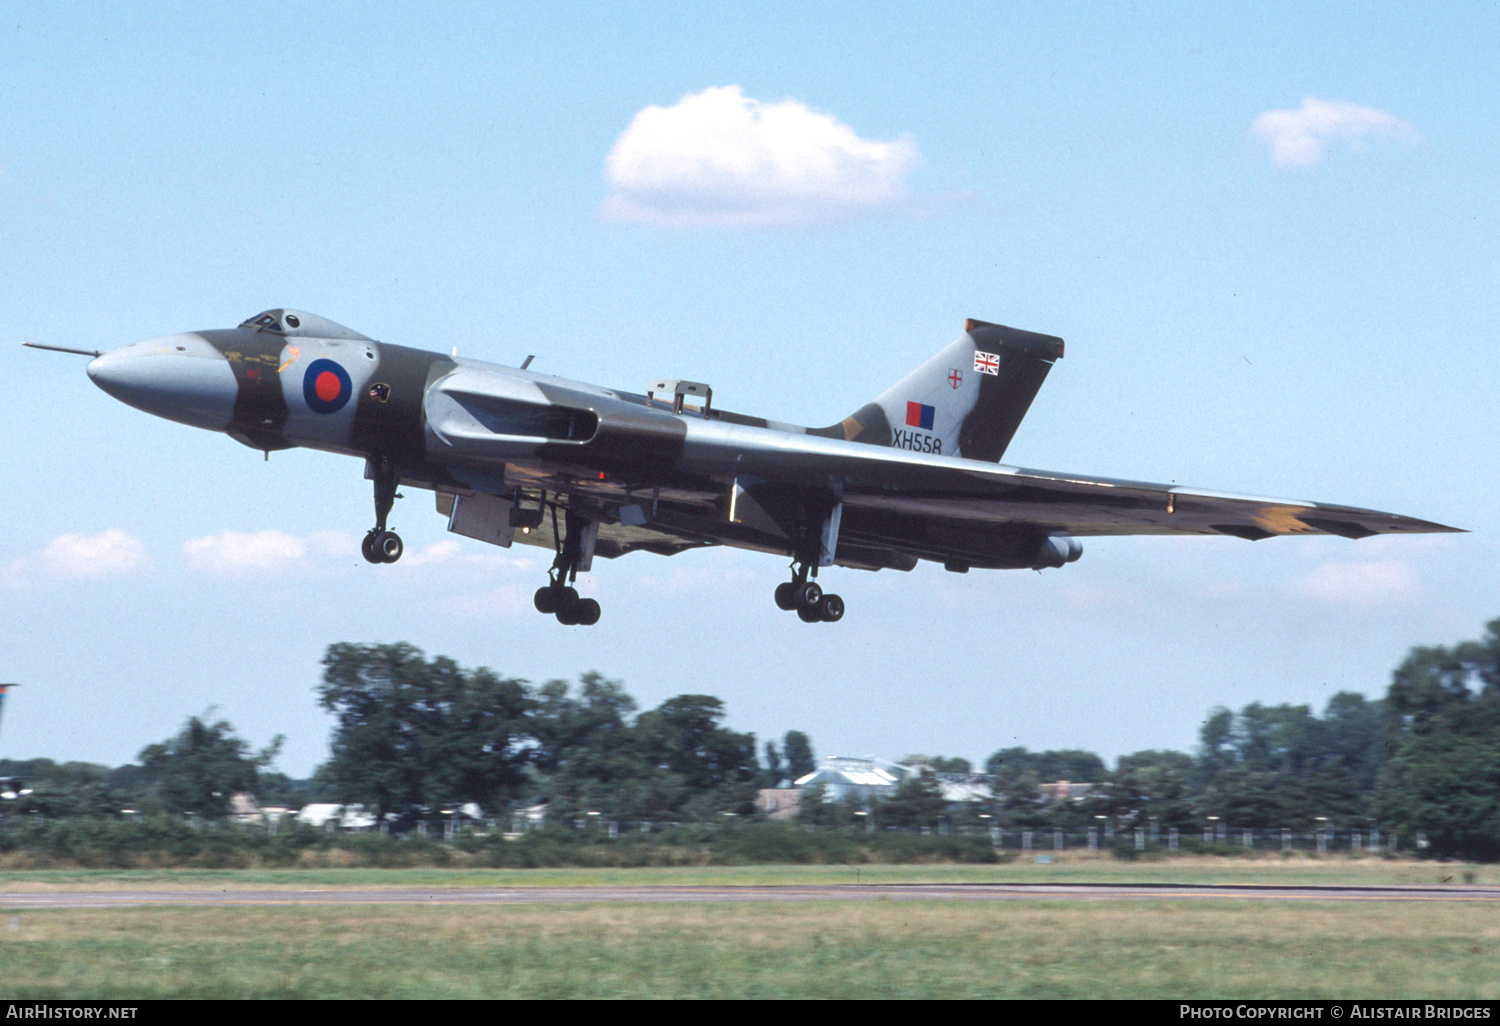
(86, 308, 1461, 579)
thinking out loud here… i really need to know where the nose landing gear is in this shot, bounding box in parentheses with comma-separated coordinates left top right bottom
(774, 564, 844, 623)
(362, 458, 404, 564)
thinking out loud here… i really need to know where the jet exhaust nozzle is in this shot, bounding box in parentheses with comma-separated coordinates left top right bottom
(1032, 535, 1083, 569)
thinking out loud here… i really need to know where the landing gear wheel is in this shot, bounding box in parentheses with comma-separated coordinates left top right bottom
(536, 584, 577, 615)
(774, 582, 797, 611)
(374, 530, 403, 563)
(818, 593, 845, 623)
(794, 580, 823, 612)
(553, 593, 599, 627)
(361, 532, 382, 564)
(797, 604, 822, 623)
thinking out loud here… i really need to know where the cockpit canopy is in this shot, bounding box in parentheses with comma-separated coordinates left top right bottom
(238, 309, 373, 342)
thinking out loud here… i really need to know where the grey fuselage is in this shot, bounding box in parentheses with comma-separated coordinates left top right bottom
(83, 309, 1456, 575)
(84, 312, 898, 565)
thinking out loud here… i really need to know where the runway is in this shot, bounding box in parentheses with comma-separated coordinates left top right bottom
(5, 881, 1499, 910)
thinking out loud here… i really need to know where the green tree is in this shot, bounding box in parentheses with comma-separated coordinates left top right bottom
(762, 740, 784, 788)
(1321, 692, 1386, 795)
(876, 771, 948, 830)
(782, 731, 816, 781)
(1195, 708, 1236, 788)
(906, 753, 978, 768)
(527, 673, 658, 819)
(1187, 693, 1390, 828)
(985, 747, 1105, 783)
(525, 679, 760, 820)
(1375, 623, 1500, 859)
(137, 714, 281, 819)
(1235, 702, 1318, 774)
(316, 642, 531, 821)
(1, 758, 137, 818)
(1105, 751, 1197, 830)
(1116, 750, 1194, 775)
(636, 694, 760, 817)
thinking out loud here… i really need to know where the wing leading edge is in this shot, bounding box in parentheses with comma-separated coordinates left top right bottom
(454, 427, 1458, 572)
(417, 323, 1457, 574)
(718, 433, 1459, 570)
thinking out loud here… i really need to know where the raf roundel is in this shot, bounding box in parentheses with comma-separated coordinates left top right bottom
(303, 359, 353, 414)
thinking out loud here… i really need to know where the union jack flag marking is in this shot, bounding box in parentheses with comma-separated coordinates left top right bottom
(974, 350, 1000, 375)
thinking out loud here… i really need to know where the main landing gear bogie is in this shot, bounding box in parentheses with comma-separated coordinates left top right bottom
(531, 505, 604, 627)
(775, 570, 844, 623)
(533, 582, 601, 626)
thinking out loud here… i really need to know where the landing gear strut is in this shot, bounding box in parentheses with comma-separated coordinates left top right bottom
(533, 505, 602, 626)
(362, 457, 403, 564)
(773, 562, 843, 623)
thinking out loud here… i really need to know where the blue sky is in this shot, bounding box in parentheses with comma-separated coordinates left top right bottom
(2, 2, 1497, 777)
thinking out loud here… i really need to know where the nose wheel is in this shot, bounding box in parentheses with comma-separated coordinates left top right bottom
(362, 530, 403, 564)
(774, 565, 844, 623)
(361, 457, 404, 564)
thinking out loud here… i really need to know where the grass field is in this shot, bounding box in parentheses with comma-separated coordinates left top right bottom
(2, 857, 1496, 998)
(0, 852, 1492, 890)
(1, 899, 1497, 998)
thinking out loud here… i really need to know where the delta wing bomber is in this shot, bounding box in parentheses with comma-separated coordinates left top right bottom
(27, 311, 1459, 626)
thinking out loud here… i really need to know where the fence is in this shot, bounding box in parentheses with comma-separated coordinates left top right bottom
(979, 824, 1416, 854)
(500, 817, 1418, 853)
(2, 808, 1429, 856)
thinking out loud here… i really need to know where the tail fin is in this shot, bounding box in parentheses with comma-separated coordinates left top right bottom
(814, 318, 1064, 462)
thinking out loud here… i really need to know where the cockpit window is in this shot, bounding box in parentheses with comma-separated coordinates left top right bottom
(238, 311, 285, 334)
(236, 309, 374, 341)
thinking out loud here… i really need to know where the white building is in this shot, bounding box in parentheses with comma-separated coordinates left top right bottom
(794, 756, 915, 803)
(296, 803, 377, 831)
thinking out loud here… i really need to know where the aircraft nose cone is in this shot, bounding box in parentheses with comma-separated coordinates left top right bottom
(88, 334, 239, 432)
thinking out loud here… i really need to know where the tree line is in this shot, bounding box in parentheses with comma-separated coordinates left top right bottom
(5, 619, 1500, 859)
(0, 644, 822, 829)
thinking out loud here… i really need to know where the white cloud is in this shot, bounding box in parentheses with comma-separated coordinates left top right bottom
(390, 539, 538, 573)
(602, 86, 921, 226)
(1296, 558, 1419, 607)
(399, 540, 465, 568)
(630, 562, 760, 597)
(447, 583, 536, 618)
(1251, 97, 1422, 169)
(8, 529, 151, 580)
(180, 527, 539, 579)
(182, 530, 314, 575)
